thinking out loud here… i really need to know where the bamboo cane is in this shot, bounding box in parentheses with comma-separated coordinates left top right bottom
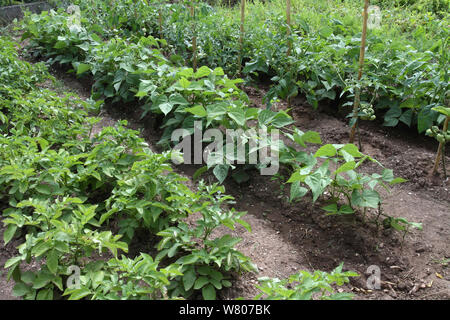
(431, 115, 449, 176)
(158, 8, 163, 39)
(349, 0, 370, 144)
(238, 0, 245, 75)
(190, 4, 197, 72)
(286, 0, 291, 57)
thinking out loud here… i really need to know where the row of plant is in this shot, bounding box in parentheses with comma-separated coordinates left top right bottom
(0, 36, 252, 300)
(63, 0, 449, 136)
(1, 33, 362, 300)
(19, 7, 423, 233)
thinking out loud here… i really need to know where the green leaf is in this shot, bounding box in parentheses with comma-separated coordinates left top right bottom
(228, 109, 246, 126)
(3, 224, 17, 245)
(169, 93, 189, 106)
(294, 131, 322, 147)
(202, 284, 216, 300)
(183, 268, 196, 291)
(159, 102, 173, 115)
(287, 171, 307, 183)
(12, 283, 31, 297)
(339, 205, 354, 215)
(194, 276, 210, 289)
(76, 63, 91, 75)
(305, 172, 331, 202)
(417, 105, 435, 133)
(213, 67, 225, 76)
(236, 218, 252, 232)
(351, 189, 380, 209)
(36, 288, 53, 300)
(271, 111, 294, 128)
(432, 106, 450, 117)
(178, 68, 194, 78)
(179, 77, 191, 89)
(258, 110, 276, 126)
(186, 105, 207, 117)
(389, 177, 407, 185)
(335, 161, 356, 174)
(290, 181, 308, 202)
(35, 184, 52, 195)
(340, 144, 362, 157)
(195, 66, 211, 78)
(21, 271, 36, 285)
(66, 288, 91, 300)
(193, 166, 208, 180)
(136, 80, 156, 97)
(381, 169, 394, 182)
(322, 203, 338, 214)
(4, 256, 22, 269)
(213, 164, 229, 184)
(46, 249, 58, 275)
(314, 144, 337, 158)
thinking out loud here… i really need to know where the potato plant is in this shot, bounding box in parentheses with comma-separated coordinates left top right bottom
(0, 37, 256, 300)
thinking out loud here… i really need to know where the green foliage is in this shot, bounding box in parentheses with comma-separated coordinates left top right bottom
(65, 0, 449, 134)
(253, 263, 358, 300)
(1, 36, 255, 300)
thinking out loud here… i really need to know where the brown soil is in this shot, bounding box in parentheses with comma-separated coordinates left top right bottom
(1, 61, 448, 300)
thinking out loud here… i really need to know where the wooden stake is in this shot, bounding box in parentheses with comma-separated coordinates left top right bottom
(158, 8, 163, 39)
(349, 0, 370, 144)
(431, 115, 449, 176)
(286, 0, 291, 57)
(238, 0, 245, 75)
(190, 4, 197, 72)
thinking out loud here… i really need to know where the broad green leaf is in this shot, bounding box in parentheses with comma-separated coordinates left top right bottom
(195, 66, 211, 78)
(432, 106, 450, 117)
(12, 283, 31, 297)
(183, 268, 196, 291)
(194, 276, 210, 289)
(3, 224, 17, 245)
(290, 181, 308, 202)
(213, 67, 225, 76)
(228, 109, 246, 127)
(76, 63, 91, 75)
(322, 203, 338, 214)
(271, 111, 294, 128)
(213, 164, 229, 184)
(186, 105, 207, 117)
(66, 288, 91, 300)
(339, 205, 354, 215)
(340, 144, 362, 157)
(46, 249, 59, 275)
(35, 184, 52, 195)
(169, 93, 189, 105)
(159, 102, 173, 115)
(335, 161, 356, 174)
(36, 288, 53, 300)
(179, 77, 191, 89)
(4, 256, 22, 269)
(314, 144, 337, 158)
(202, 284, 216, 300)
(294, 131, 322, 147)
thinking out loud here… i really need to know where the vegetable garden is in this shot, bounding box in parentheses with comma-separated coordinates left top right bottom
(0, 0, 448, 301)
